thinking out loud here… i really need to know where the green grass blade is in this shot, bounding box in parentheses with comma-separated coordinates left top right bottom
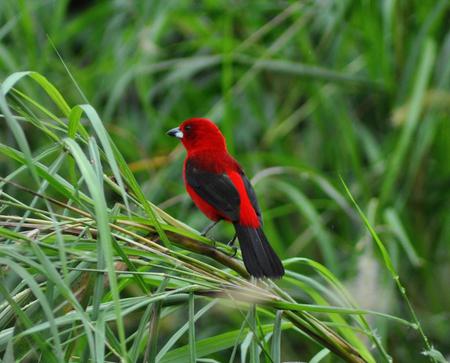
(341, 177, 435, 359)
(270, 310, 282, 363)
(160, 323, 292, 363)
(380, 39, 436, 204)
(62, 138, 128, 359)
(188, 292, 196, 363)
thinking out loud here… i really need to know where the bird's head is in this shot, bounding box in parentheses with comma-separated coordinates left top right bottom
(167, 118, 227, 153)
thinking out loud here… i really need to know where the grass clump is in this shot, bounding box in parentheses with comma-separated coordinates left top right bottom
(1, 1, 449, 362)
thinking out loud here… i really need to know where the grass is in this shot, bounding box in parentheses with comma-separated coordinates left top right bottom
(0, 0, 449, 362)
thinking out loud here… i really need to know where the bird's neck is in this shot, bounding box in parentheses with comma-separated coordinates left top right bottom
(187, 146, 228, 158)
(186, 149, 236, 172)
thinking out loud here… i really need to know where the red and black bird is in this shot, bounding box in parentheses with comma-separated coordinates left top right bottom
(167, 118, 284, 279)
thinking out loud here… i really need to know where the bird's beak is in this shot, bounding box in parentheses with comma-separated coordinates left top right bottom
(167, 127, 183, 139)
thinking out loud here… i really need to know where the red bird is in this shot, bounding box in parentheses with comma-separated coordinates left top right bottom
(167, 118, 284, 279)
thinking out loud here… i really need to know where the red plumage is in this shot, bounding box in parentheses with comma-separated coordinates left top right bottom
(168, 118, 284, 279)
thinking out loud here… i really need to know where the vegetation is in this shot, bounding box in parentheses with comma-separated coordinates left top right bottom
(0, 1, 449, 362)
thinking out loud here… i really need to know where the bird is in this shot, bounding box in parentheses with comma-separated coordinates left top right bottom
(167, 118, 284, 279)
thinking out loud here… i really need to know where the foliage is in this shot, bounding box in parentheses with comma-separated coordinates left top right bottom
(0, 1, 449, 362)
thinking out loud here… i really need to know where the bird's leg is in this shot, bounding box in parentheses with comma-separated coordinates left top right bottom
(227, 234, 238, 257)
(201, 220, 221, 237)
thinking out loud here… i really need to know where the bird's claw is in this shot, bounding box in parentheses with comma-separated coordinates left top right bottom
(225, 234, 238, 257)
(227, 234, 237, 247)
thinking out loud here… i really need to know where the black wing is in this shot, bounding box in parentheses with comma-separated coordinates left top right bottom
(185, 159, 240, 221)
(241, 173, 262, 223)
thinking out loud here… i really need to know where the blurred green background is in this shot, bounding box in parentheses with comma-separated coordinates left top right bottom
(1, 0, 449, 362)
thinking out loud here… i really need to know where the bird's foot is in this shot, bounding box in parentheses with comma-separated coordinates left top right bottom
(226, 234, 238, 257)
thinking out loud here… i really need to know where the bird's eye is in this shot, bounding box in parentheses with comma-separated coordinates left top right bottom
(184, 125, 192, 131)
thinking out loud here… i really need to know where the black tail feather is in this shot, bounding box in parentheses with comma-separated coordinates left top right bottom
(233, 223, 285, 279)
